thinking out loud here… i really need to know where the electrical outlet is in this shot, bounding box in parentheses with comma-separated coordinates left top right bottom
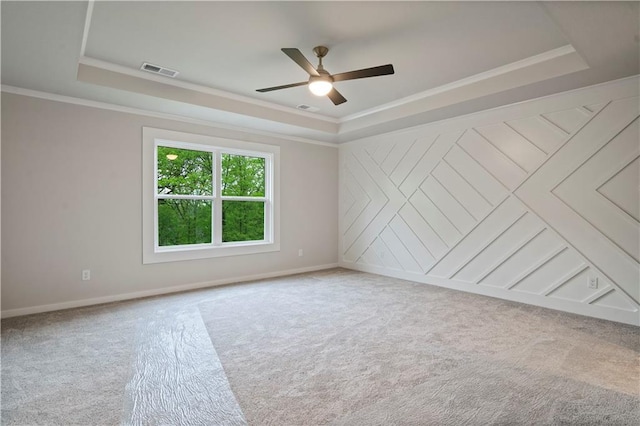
(298, 249, 304, 257)
(588, 276, 598, 289)
(380, 252, 385, 259)
(82, 269, 91, 281)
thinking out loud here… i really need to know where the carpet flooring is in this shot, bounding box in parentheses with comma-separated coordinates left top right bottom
(2, 268, 639, 425)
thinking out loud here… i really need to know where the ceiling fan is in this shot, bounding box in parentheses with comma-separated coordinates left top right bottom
(256, 46, 395, 105)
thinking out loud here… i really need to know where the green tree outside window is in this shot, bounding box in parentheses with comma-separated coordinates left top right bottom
(156, 146, 266, 246)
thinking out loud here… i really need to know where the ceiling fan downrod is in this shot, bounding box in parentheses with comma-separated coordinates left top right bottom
(313, 45, 330, 73)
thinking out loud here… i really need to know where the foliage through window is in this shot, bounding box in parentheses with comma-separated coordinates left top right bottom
(221, 154, 266, 243)
(155, 143, 271, 249)
(143, 128, 279, 264)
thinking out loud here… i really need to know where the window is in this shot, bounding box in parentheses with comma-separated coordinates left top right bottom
(143, 128, 279, 263)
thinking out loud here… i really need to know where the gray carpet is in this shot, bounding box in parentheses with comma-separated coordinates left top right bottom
(2, 268, 639, 425)
(199, 269, 640, 425)
(2, 294, 246, 425)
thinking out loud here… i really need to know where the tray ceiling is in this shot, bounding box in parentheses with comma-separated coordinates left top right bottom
(2, 1, 638, 143)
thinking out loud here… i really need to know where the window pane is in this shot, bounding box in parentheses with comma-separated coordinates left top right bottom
(157, 146, 213, 195)
(158, 199, 212, 246)
(221, 154, 265, 196)
(222, 201, 265, 242)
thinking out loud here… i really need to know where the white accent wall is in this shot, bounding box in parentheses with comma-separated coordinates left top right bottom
(339, 76, 640, 326)
(1, 93, 338, 316)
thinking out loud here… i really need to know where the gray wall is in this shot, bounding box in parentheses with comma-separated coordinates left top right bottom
(1, 93, 338, 313)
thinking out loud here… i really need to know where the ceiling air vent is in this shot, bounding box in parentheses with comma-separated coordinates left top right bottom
(296, 104, 319, 112)
(140, 62, 179, 78)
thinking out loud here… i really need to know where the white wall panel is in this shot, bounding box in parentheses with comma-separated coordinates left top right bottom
(398, 203, 449, 259)
(592, 290, 638, 311)
(457, 130, 528, 190)
(370, 237, 402, 271)
(505, 116, 565, 154)
(430, 162, 492, 220)
(598, 156, 640, 222)
(379, 226, 422, 274)
(549, 268, 605, 302)
(428, 197, 526, 278)
(510, 247, 582, 294)
(517, 96, 640, 304)
(480, 229, 565, 289)
(381, 138, 415, 177)
(390, 134, 438, 187)
(542, 107, 591, 134)
(388, 215, 436, 271)
(409, 189, 462, 247)
(340, 77, 640, 325)
(474, 123, 547, 172)
(552, 118, 640, 262)
(371, 140, 395, 166)
(443, 145, 507, 206)
(398, 132, 461, 197)
(453, 212, 543, 283)
(421, 176, 476, 233)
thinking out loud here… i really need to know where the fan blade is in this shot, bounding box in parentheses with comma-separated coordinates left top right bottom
(256, 81, 308, 93)
(282, 48, 320, 76)
(331, 64, 394, 82)
(327, 88, 347, 105)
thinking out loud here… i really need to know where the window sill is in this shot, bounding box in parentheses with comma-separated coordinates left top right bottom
(143, 241, 280, 264)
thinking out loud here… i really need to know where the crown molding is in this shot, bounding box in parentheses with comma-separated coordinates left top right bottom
(340, 45, 580, 123)
(1, 85, 339, 148)
(76, 43, 590, 140)
(340, 74, 639, 147)
(339, 44, 590, 135)
(6, 74, 637, 148)
(78, 56, 340, 127)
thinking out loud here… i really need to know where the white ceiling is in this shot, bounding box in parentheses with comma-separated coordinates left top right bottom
(2, 1, 639, 143)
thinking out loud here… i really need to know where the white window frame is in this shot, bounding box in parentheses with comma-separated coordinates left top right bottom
(143, 127, 280, 264)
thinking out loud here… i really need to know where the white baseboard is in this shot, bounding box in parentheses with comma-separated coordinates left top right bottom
(1, 263, 339, 319)
(340, 261, 639, 327)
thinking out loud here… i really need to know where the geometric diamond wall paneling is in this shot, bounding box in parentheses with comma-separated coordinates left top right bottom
(516, 96, 640, 304)
(341, 92, 640, 325)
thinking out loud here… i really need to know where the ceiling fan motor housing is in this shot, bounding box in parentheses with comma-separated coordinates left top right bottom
(309, 71, 333, 85)
(313, 46, 329, 59)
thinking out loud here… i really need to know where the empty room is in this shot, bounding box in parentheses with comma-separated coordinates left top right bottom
(1, 1, 639, 424)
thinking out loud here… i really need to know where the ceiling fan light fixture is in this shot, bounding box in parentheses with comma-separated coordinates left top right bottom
(308, 76, 333, 96)
(256, 46, 394, 105)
